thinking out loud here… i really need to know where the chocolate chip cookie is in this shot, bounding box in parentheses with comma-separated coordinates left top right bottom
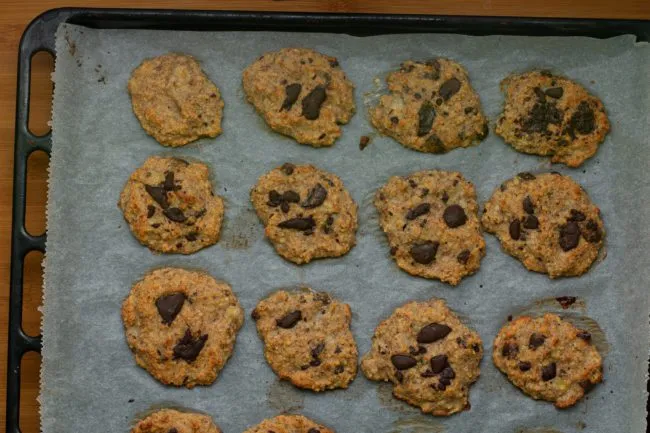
(370, 58, 488, 153)
(128, 53, 224, 147)
(375, 170, 485, 285)
(252, 288, 358, 391)
(118, 156, 224, 254)
(242, 48, 355, 147)
(131, 409, 221, 433)
(243, 415, 334, 433)
(493, 313, 603, 408)
(250, 163, 358, 264)
(496, 70, 609, 167)
(481, 172, 604, 278)
(121, 267, 244, 388)
(361, 298, 483, 416)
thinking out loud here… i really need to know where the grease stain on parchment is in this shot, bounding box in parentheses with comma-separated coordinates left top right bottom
(390, 415, 445, 433)
(220, 207, 260, 250)
(267, 379, 304, 413)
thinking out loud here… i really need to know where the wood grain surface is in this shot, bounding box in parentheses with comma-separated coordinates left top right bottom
(1, 1, 648, 431)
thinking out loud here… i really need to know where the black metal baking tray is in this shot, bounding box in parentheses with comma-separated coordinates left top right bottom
(8, 7, 650, 433)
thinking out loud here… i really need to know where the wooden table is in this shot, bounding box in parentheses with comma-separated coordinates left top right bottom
(1, 1, 648, 431)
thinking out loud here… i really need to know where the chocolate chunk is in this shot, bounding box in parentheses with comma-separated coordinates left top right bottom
(583, 219, 602, 243)
(334, 365, 344, 374)
(322, 214, 334, 233)
(577, 331, 592, 342)
(517, 172, 536, 181)
(308, 429, 320, 433)
(329, 58, 339, 68)
(523, 196, 534, 214)
(429, 355, 449, 374)
(518, 361, 532, 371)
(421, 369, 436, 378)
(559, 221, 581, 251)
(522, 97, 562, 133)
(439, 377, 451, 386)
(395, 371, 404, 382)
(282, 190, 300, 203)
(569, 209, 586, 221)
(278, 216, 315, 231)
(441, 191, 449, 203)
(443, 204, 467, 228)
(406, 203, 431, 220)
(168, 429, 178, 433)
(185, 232, 197, 241)
(439, 78, 461, 101)
(281, 163, 295, 175)
(545, 87, 564, 99)
(501, 342, 519, 358)
(457, 249, 471, 264)
(251, 309, 260, 320)
(424, 59, 441, 79)
(541, 362, 557, 381)
(556, 296, 577, 309)
(277, 310, 302, 329)
(471, 343, 481, 352)
(569, 101, 595, 135)
(417, 323, 452, 343)
(417, 101, 436, 137)
(410, 241, 439, 264)
(280, 201, 290, 213)
(440, 367, 455, 379)
(145, 185, 168, 209)
(155, 293, 186, 325)
(464, 107, 475, 114)
(359, 135, 370, 150)
(147, 205, 156, 218)
(523, 215, 539, 229)
(509, 219, 521, 240)
(529, 333, 546, 349)
(173, 329, 208, 363)
(311, 342, 325, 358)
(309, 359, 321, 367)
(301, 184, 327, 208)
(436, 382, 447, 391)
(579, 380, 596, 393)
(391, 354, 417, 370)
(281, 83, 302, 111)
(163, 207, 186, 223)
(163, 171, 176, 191)
(301, 85, 327, 120)
(268, 190, 283, 207)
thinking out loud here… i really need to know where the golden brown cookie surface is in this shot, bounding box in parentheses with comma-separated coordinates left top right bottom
(252, 288, 358, 391)
(118, 156, 224, 254)
(250, 163, 357, 264)
(243, 415, 335, 433)
(242, 48, 355, 147)
(370, 58, 488, 153)
(121, 268, 244, 388)
(375, 170, 485, 285)
(493, 313, 603, 408)
(131, 409, 221, 433)
(128, 53, 224, 147)
(481, 172, 604, 278)
(361, 298, 483, 416)
(496, 70, 609, 167)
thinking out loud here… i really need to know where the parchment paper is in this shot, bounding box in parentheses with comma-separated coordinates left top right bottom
(42, 23, 649, 433)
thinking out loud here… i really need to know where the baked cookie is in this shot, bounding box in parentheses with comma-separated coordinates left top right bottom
(128, 53, 224, 147)
(121, 268, 244, 387)
(481, 172, 604, 278)
(493, 313, 603, 408)
(131, 409, 221, 433)
(250, 163, 357, 264)
(375, 170, 485, 285)
(361, 298, 483, 416)
(251, 288, 358, 391)
(370, 58, 488, 153)
(243, 415, 334, 433)
(496, 70, 609, 167)
(118, 156, 224, 254)
(242, 48, 355, 147)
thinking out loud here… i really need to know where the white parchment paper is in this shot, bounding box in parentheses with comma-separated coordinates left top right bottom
(42, 23, 649, 433)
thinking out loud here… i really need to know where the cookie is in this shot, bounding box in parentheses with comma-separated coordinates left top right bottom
(121, 268, 244, 387)
(251, 288, 358, 391)
(242, 48, 355, 147)
(493, 313, 603, 408)
(131, 409, 221, 433)
(250, 163, 358, 264)
(118, 156, 224, 254)
(370, 58, 488, 153)
(481, 172, 604, 278)
(361, 298, 483, 416)
(243, 415, 334, 433)
(375, 170, 485, 285)
(128, 53, 224, 147)
(495, 70, 609, 167)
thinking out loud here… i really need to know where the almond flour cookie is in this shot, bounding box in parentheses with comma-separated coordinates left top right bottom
(118, 156, 224, 254)
(361, 298, 483, 416)
(496, 70, 609, 167)
(375, 170, 485, 285)
(493, 313, 603, 408)
(121, 268, 244, 388)
(131, 409, 221, 433)
(251, 288, 358, 391)
(250, 163, 358, 264)
(128, 53, 224, 147)
(243, 415, 335, 433)
(481, 172, 604, 278)
(370, 58, 488, 153)
(242, 48, 355, 147)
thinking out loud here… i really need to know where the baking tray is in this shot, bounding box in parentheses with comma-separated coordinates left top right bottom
(8, 7, 650, 433)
